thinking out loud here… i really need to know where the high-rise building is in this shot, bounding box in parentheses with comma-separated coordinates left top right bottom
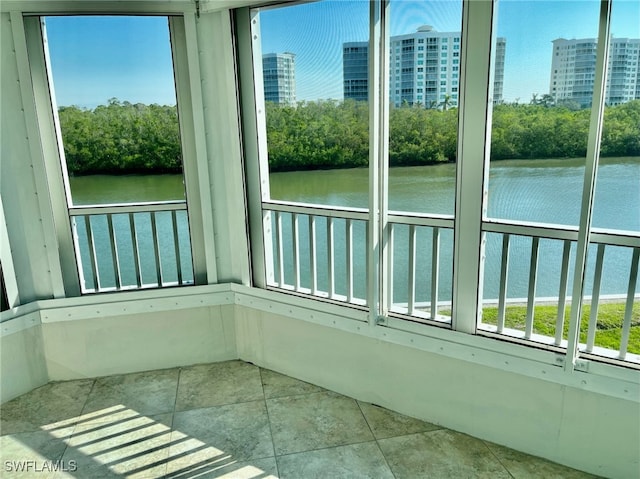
(262, 52, 296, 105)
(343, 26, 506, 107)
(343, 42, 369, 102)
(550, 37, 640, 107)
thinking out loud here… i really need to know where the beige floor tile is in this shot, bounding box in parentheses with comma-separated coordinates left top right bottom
(54, 413, 173, 479)
(260, 368, 326, 399)
(378, 429, 512, 479)
(81, 369, 179, 419)
(267, 391, 373, 455)
(1, 380, 94, 436)
(0, 430, 73, 479)
(357, 401, 441, 439)
(277, 441, 394, 479)
(175, 361, 263, 411)
(485, 441, 601, 478)
(167, 400, 273, 473)
(165, 456, 278, 479)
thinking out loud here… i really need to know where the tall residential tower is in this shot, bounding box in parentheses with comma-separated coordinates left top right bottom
(343, 26, 506, 107)
(262, 52, 296, 105)
(550, 37, 640, 107)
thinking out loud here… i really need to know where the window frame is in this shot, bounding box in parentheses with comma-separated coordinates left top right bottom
(239, 0, 639, 370)
(22, 11, 216, 294)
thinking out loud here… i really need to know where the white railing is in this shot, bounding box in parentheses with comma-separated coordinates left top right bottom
(261, 201, 639, 365)
(69, 201, 194, 293)
(481, 219, 640, 364)
(263, 201, 368, 306)
(386, 211, 454, 323)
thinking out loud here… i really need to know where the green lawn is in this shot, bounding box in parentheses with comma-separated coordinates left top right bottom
(480, 302, 640, 355)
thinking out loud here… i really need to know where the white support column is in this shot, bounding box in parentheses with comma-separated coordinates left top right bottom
(236, 7, 272, 289)
(24, 16, 81, 297)
(451, 0, 496, 334)
(194, 9, 251, 285)
(565, 0, 612, 371)
(367, 0, 390, 326)
(1, 11, 65, 302)
(170, 15, 218, 285)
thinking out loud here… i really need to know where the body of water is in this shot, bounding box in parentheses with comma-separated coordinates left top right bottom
(70, 157, 639, 301)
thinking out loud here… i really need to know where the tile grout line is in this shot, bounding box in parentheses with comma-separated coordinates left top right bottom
(59, 378, 98, 464)
(259, 367, 280, 478)
(355, 400, 398, 479)
(480, 439, 516, 479)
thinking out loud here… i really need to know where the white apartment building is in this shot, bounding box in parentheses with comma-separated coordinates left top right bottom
(344, 26, 505, 107)
(390, 25, 505, 107)
(551, 37, 640, 107)
(262, 52, 296, 105)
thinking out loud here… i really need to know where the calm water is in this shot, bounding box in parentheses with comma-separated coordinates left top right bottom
(70, 157, 639, 300)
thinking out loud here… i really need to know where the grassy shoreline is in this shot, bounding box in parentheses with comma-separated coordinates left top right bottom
(480, 301, 639, 355)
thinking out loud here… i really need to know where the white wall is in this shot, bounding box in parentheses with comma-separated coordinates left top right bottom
(235, 304, 640, 479)
(43, 304, 237, 380)
(0, 313, 48, 403)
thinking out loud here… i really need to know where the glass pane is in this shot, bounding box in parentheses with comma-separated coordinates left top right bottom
(255, 1, 369, 208)
(487, 0, 601, 226)
(388, 0, 463, 216)
(592, 0, 640, 232)
(45, 16, 185, 205)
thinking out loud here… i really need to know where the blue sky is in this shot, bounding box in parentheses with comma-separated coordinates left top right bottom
(45, 0, 639, 107)
(46, 16, 177, 108)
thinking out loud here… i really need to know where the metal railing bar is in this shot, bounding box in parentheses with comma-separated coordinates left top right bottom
(69, 200, 187, 216)
(555, 239, 572, 346)
(150, 212, 163, 287)
(346, 219, 354, 303)
(275, 211, 284, 288)
(619, 247, 640, 359)
(129, 213, 142, 288)
(387, 223, 394, 310)
(586, 243, 606, 352)
(591, 229, 640, 248)
(263, 200, 368, 221)
(431, 227, 440, 319)
(171, 210, 183, 285)
(497, 233, 510, 334)
(85, 216, 99, 292)
(408, 224, 417, 316)
(309, 215, 317, 295)
(292, 213, 300, 291)
(106, 214, 121, 290)
(388, 212, 454, 229)
(483, 219, 577, 241)
(525, 237, 540, 339)
(327, 217, 335, 299)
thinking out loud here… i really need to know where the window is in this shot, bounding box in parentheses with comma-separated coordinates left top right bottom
(243, 0, 640, 366)
(42, 16, 195, 292)
(251, 0, 369, 301)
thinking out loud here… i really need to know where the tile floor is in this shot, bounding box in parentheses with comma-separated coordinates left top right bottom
(0, 360, 598, 478)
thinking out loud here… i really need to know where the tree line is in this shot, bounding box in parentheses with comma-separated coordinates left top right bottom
(58, 98, 640, 175)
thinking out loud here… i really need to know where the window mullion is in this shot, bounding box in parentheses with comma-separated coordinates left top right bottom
(564, 0, 613, 371)
(367, 0, 390, 325)
(451, 0, 495, 334)
(170, 14, 217, 285)
(13, 13, 74, 298)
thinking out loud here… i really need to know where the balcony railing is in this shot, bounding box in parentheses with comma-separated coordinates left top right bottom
(480, 219, 639, 364)
(263, 201, 368, 306)
(69, 201, 194, 293)
(261, 200, 639, 365)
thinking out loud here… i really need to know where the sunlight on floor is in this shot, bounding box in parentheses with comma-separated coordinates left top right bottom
(40, 405, 276, 479)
